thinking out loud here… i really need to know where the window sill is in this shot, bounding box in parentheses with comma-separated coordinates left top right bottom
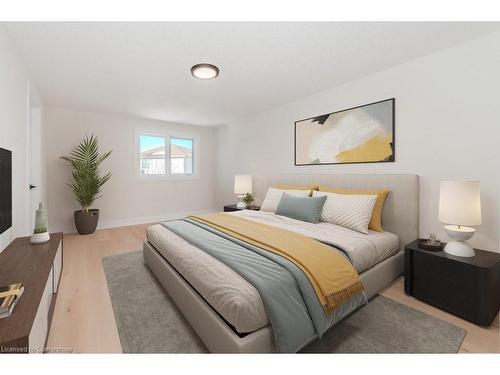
(136, 174, 200, 181)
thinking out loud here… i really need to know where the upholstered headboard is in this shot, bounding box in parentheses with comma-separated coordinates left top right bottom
(253, 174, 419, 250)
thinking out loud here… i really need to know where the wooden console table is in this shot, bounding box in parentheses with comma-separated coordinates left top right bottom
(0, 233, 63, 353)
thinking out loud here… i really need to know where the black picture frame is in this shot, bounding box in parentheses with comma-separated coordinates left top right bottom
(294, 98, 395, 166)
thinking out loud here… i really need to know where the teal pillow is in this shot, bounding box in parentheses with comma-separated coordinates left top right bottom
(275, 193, 327, 223)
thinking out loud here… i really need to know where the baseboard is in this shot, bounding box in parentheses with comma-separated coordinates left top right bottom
(0, 227, 13, 254)
(51, 208, 218, 234)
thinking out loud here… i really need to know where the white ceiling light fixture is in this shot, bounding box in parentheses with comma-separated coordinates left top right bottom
(191, 63, 219, 80)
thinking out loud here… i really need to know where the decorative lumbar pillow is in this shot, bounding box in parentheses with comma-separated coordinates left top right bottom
(313, 191, 377, 234)
(273, 184, 319, 195)
(260, 188, 311, 212)
(318, 186, 390, 232)
(275, 193, 327, 223)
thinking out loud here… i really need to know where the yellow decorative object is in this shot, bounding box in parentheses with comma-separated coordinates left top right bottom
(335, 135, 393, 162)
(318, 186, 390, 232)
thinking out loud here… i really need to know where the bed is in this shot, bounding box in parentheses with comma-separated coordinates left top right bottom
(143, 174, 419, 353)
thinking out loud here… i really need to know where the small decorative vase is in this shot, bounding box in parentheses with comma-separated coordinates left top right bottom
(31, 202, 50, 244)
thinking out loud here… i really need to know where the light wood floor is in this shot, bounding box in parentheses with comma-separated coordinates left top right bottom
(47, 224, 499, 353)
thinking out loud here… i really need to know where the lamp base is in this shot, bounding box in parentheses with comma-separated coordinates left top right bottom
(444, 240, 475, 257)
(443, 225, 476, 257)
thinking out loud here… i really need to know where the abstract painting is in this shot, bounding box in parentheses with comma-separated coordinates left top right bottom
(294, 98, 395, 165)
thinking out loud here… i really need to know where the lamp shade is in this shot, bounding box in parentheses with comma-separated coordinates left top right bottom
(439, 180, 481, 226)
(234, 175, 252, 195)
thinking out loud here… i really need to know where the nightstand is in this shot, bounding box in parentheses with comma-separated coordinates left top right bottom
(223, 204, 260, 212)
(404, 240, 500, 326)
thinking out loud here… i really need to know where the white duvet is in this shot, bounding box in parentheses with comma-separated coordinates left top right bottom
(230, 210, 400, 273)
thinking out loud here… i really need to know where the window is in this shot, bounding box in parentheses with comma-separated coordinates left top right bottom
(140, 134, 166, 175)
(170, 137, 193, 174)
(138, 131, 196, 178)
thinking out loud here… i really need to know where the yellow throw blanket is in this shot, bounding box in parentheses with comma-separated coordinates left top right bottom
(190, 213, 364, 315)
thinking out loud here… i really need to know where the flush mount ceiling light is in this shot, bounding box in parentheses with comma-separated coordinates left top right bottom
(191, 63, 219, 80)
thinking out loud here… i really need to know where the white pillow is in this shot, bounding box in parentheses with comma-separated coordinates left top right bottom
(260, 188, 311, 212)
(313, 190, 377, 234)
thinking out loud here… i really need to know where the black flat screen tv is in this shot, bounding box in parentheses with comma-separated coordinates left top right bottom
(0, 147, 12, 234)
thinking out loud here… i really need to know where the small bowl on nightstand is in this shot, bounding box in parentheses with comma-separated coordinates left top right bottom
(417, 238, 444, 252)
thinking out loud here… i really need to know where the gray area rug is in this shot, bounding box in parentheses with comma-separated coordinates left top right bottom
(103, 250, 466, 353)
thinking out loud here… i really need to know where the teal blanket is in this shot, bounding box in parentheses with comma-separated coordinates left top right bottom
(162, 219, 366, 353)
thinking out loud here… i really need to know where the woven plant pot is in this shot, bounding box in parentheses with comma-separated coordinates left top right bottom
(74, 209, 99, 235)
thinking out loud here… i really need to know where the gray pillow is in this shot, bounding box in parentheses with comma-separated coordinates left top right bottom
(275, 193, 327, 223)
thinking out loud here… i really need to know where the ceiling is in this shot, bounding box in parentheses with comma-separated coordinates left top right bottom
(5, 22, 500, 126)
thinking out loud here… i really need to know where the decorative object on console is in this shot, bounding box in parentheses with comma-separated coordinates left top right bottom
(0, 282, 24, 319)
(295, 98, 395, 165)
(60, 135, 113, 235)
(439, 180, 481, 257)
(30, 202, 50, 244)
(242, 193, 255, 209)
(233, 175, 252, 209)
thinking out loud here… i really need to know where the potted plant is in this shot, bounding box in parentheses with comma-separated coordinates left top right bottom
(243, 193, 255, 209)
(30, 202, 50, 244)
(60, 135, 112, 235)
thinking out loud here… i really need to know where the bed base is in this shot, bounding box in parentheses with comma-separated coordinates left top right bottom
(143, 240, 404, 353)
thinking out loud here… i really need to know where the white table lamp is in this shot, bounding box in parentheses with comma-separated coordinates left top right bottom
(439, 180, 481, 257)
(234, 175, 252, 209)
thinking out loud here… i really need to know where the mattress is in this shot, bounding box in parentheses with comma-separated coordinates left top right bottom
(147, 224, 269, 333)
(146, 211, 399, 334)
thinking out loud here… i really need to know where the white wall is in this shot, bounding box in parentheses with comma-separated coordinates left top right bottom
(214, 32, 500, 252)
(0, 26, 45, 252)
(45, 108, 216, 232)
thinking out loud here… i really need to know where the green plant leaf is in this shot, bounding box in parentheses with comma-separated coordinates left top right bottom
(60, 134, 113, 211)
